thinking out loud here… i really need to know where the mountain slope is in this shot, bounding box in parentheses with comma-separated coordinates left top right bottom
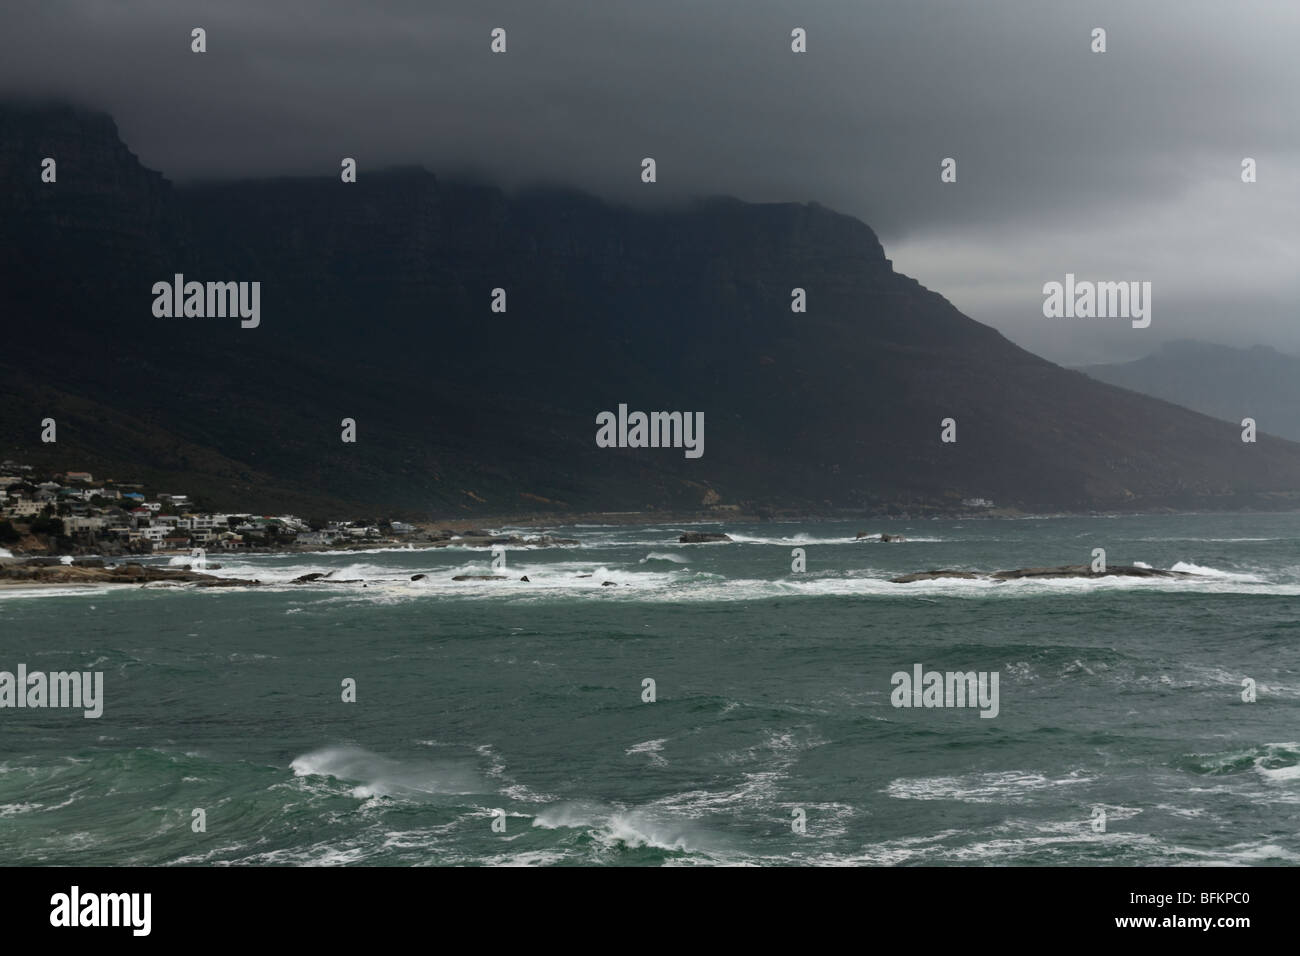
(2, 102, 1299, 517)
(1080, 341, 1300, 443)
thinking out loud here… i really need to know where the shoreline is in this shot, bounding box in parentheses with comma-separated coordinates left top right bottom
(4, 507, 1296, 563)
(0, 580, 110, 590)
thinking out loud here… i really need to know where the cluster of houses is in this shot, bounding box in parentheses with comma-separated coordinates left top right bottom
(0, 461, 418, 552)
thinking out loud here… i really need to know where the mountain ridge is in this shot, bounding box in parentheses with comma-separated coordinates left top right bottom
(1079, 340, 1300, 443)
(3, 102, 1300, 518)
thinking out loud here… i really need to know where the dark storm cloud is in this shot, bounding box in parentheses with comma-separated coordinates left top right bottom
(2, 0, 1296, 364)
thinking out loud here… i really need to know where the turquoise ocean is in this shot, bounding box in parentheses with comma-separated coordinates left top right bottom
(1, 514, 1298, 866)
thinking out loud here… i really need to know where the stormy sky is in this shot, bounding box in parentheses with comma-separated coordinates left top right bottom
(2, 0, 1296, 366)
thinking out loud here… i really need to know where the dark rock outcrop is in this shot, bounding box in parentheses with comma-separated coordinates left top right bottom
(890, 565, 1196, 584)
(891, 570, 980, 583)
(0, 562, 258, 587)
(991, 565, 1193, 580)
(428, 534, 579, 549)
(679, 532, 732, 543)
(291, 569, 365, 584)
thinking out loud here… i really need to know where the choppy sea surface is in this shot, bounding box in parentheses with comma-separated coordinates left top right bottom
(1, 514, 1298, 866)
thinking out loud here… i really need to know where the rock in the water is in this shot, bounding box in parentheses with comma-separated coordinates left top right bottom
(452, 574, 508, 581)
(890, 564, 1196, 584)
(0, 562, 259, 588)
(990, 565, 1191, 580)
(427, 531, 580, 549)
(679, 532, 732, 543)
(880, 533, 906, 543)
(602, 581, 618, 586)
(520, 575, 530, 582)
(889, 570, 980, 583)
(293, 572, 363, 583)
(410, 573, 426, 581)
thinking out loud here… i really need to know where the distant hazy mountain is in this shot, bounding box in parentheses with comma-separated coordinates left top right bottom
(1079, 341, 1300, 442)
(4, 102, 1300, 518)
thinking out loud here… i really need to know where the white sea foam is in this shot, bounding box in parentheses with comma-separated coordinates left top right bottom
(1253, 743, 1300, 784)
(885, 769, 1094, 803)
(532, 802, 715, 857)
(1169, 561, 1264, 582)
(727, 532, 946, 545)
(625, 739, 669, 766)
(184, 555, 1300, 606)
(10, 522, 1300, 605)
(0, 585, 111, 600)
(290, 746, 483, 799)
(471, 743, 556, 803)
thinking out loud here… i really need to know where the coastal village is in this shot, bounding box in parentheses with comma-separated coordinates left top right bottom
(0, 459, 419, 556)
(1, 458, 1002, 558)
(1, 460, 1109, 592)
